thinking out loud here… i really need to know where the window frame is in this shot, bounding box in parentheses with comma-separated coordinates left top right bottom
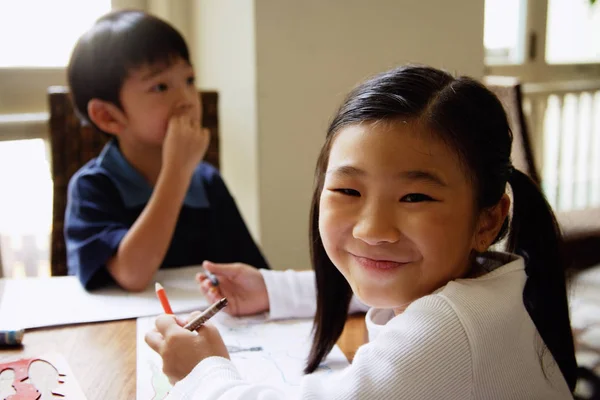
(485, 0, 600, 81)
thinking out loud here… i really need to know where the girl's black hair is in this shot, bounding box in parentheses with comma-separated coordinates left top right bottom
(67, 10, 190, 132)
(305, 65, 577, 392)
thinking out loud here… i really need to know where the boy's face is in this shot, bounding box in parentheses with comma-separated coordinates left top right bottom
(118, 57, 200, 147)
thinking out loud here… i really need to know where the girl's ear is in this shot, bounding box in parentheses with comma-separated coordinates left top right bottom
(87, 99, 127, 136)
(474, 193, 511, 252)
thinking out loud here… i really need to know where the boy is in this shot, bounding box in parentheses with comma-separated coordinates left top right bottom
(65, 10, 269, 291)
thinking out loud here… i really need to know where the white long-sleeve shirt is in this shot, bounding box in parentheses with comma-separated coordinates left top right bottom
(168, 253, 572, 399)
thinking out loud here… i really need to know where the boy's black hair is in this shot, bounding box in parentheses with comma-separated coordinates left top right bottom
(305, 65, 577, 393)
(67, 10, 190, 131)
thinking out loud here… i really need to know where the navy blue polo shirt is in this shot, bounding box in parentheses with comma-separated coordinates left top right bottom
(65, 140, 269, 289)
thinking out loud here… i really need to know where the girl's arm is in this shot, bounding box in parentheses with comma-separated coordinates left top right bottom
(263, 269, 368, 319)
(163, 296, 472, 400)
(198, 265, 368, 319)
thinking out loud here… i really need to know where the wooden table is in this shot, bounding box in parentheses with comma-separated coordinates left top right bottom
(0, 315, 367, 399)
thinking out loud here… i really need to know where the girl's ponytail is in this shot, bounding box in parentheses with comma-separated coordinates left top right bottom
(507, 168, 577, 391)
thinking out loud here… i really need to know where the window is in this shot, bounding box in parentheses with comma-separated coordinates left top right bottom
(484, 0, 600, 215)
(484, 0, 528, 65)
(546, 0, 600, 64)
(0, 0, 111, 277)
(0, 0, 112, 68)
(0, 140, 53, 278)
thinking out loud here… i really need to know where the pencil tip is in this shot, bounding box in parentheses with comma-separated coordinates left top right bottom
(155, 282, 162, 291)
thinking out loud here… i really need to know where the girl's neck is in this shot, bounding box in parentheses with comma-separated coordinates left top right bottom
(392, 255, 490, 317)
(465, 260, 489, 279)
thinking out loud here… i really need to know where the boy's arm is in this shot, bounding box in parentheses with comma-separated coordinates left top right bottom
(66, 164, 195, 291)
(66, 171, 128, 289)
(106, 165, 190, 291)
(107, 115, 210, 291)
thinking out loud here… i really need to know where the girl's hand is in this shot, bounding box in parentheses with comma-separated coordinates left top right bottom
(144, 313, 229, 385)
(197, 261, 270, 316)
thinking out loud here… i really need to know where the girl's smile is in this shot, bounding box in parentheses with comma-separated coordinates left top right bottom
(351, 254, 410, 271)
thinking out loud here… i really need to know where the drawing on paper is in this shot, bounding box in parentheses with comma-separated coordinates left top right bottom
(136, 313, 349, 399)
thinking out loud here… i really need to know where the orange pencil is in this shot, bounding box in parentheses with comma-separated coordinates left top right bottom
(155, 282, 174, 314)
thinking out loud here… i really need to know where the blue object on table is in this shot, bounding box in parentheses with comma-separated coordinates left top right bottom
(0, 329, 24, 346)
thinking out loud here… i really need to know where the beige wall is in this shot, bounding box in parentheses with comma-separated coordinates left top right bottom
(195, 0, 262, 241)
(197, 0, 485, 270)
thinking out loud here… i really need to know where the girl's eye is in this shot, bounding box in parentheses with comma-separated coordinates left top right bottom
(401, 193, 433, 203)
(186, 76, 196, 86)
(333, 188, 361, 197)
(150, 83, 168, 92)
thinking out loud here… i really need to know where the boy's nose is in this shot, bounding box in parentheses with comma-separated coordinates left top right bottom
(173, 96, 197, 116)
(174, 102, 193, 113)
(173, 87, 197, 111)
(352, 206, 401, 245)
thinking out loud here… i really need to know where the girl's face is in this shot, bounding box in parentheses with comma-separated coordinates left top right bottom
(319, 120, 484, 314)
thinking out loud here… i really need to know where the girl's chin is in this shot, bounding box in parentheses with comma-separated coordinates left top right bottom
(350, 284, 410, 310)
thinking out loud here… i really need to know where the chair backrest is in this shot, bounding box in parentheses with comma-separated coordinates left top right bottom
(485, 77, 600, 270)
(47, 86, 220, 276)
(484, 76, 541, 185)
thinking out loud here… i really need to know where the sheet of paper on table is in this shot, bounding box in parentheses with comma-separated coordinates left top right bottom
(136, 313, 350, 399)
(0, 266, 209, 330)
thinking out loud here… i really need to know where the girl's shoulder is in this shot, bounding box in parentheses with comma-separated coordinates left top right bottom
(429, 252, 526, 327)
(439, 251, 526, 305)
(363, 254, 569, 398)
(367, 252, 526, 338)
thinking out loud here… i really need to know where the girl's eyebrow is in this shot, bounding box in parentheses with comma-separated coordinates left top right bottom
(401, 170, 448, 187)
(326, 165, 365, 177)
(326, 165, 447, 187)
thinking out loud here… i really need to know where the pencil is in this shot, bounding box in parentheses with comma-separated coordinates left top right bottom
(184, 298, 228, 331)
(155, 282, 174, 314)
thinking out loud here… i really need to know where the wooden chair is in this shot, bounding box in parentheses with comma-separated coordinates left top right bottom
(47, 86, 220, 276)
(485, 77, 600, 270)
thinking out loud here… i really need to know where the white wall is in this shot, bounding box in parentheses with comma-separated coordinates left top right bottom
(196, 0, 485, 270)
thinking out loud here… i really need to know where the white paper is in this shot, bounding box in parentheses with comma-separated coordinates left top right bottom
(0, 266, 209, 330)
(136, 313, 350, 399)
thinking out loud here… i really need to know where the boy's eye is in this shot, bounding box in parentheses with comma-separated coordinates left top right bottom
(401, 193, 433, 203)
(332, 188, 361, 197)
(186, 76, 196, 86)
(150, 83, 168, 92)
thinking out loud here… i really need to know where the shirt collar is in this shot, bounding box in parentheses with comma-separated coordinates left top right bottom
(97, 139, 210, 209)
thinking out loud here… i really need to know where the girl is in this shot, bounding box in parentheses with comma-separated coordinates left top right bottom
(145, 65, 577, 399)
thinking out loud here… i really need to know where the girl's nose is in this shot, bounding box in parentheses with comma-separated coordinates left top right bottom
(352, 206, 401, 245)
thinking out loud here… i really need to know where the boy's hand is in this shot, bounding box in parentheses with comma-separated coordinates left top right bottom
(162, 113, 210, 177)
(145, 313, 229, 385)
(197, 261, 270, 317)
